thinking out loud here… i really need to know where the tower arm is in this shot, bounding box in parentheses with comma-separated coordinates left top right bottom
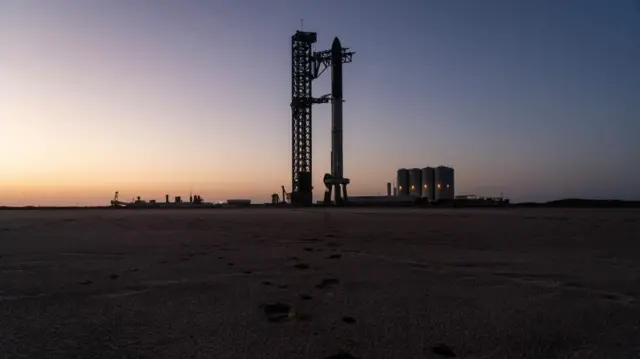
(312, 48, 355, 79)
(290, 94, 330, 108)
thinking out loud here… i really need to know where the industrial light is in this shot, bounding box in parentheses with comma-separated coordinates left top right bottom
(437, 184, 441, 189)
(411, 185, 415, 190)
(446, 184, 450, 188)
(399, 186, 403, 190)
(424, 184, 427, 188)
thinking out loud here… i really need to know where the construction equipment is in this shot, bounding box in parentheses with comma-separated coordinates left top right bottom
(110, 191, 128, 207)
(281, 186, 291, 204)
(269, 186, 293, 205)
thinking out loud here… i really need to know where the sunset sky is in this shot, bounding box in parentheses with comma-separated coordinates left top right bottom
(1, 0, 639, 206)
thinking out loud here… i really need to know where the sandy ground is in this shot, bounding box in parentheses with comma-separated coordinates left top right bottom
(0, 208, 639, 359)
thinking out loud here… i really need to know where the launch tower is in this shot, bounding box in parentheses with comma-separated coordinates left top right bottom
(290, 30, 354, 206)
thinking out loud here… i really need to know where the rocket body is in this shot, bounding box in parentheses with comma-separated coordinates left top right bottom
(330, 37, 344, 204)
(331, 37, 343, 180)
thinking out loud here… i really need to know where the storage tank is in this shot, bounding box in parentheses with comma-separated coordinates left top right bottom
(386, 182, 391, 196)
(421, 167, 435, 202)
(435, 166, 455, 201)
(396, 169, 409, 196)
(409, 168, 422, 197)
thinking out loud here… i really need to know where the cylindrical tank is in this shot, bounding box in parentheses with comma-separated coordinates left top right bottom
(421, 167, 435, 202)
(396, 169, 409, 196)
(409, 168, 422, 197)
(435, 166, 455, 201)
(386, 182, 391, 196)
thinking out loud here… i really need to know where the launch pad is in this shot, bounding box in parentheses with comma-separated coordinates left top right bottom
(290, 30, 354, 206)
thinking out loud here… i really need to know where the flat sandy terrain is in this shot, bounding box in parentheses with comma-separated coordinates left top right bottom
(1, 208, 639, 358)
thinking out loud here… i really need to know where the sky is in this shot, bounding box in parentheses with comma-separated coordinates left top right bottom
(1, 0, 639, 206)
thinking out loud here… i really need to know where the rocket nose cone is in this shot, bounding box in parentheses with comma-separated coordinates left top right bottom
(332, 37, 341, 50)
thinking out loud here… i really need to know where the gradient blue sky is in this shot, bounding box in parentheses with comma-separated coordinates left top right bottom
(1, 0, 639, 205)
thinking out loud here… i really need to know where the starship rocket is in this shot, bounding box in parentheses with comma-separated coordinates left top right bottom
(330, 37, 344, 201)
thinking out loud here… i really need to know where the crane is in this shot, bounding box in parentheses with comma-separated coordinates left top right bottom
(110, 191, 128, 207)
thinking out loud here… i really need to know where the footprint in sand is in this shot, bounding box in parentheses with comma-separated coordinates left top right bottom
(262, 302, 312, 323)
(341, 316, 356, 324)
(78, 280, 93, 286)
(109, 274, 120, 280)
(299, 294, 313, 300)
(329, 254, 342, 259)
(432, 344, 456, 357)
(316, 278, 340, 289)
(294, 263, 310, 270)
(597, 291, 635, 304)
(263, 302, 294, 323)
